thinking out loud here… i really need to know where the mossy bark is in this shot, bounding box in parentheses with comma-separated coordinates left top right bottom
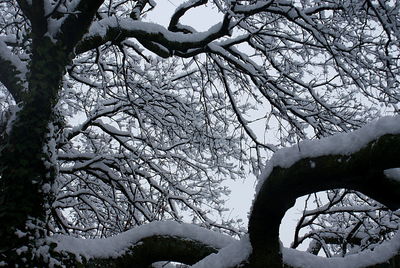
(0, 2, 103, 265)
(0, 37, 68, 266)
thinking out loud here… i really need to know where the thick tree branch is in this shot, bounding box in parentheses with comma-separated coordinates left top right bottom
(84, 235, 218, 267)
(248, 129, 400, 267)
(58, 0, 105, 53)
(52, 221, 235, 267)
(52, 126, 400, 267)
(75, 16, 231, 55)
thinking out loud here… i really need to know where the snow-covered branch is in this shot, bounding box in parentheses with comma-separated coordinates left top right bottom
(0, 40, 26, 102)
(249, 116, 400, 267)
(76, 15, 231, 56)
(51, 221, 235, 267)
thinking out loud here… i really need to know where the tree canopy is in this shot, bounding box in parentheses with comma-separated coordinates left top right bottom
(0, 0, 399, 267)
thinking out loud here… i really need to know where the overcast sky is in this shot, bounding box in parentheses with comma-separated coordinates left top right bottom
(143, 0, 309, 249)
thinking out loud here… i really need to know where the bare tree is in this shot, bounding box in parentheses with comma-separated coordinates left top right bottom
(0, 0, 399, 267)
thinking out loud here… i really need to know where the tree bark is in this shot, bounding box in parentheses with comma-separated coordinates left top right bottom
(0, 37, 69, 265)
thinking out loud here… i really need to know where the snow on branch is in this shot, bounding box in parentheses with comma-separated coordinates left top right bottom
(0, 39, 27, 102)
(258, 115, 400, 191)
(169, 0, 207, 33)
(51, 221, 235, 266)
(76, 15, 231, 56)
(248, 116, 400, 267)
(282, 232, 400, 268)
(51, 117, 400, 267)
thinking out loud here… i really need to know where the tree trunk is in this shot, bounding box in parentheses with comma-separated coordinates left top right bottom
(0, 36, 68, 266)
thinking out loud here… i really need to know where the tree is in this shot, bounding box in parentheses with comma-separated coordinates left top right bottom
(0, 0, 399, 267)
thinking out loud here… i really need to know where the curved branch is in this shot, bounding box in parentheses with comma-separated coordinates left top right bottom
(54, 118, 400, 268)
(52, 221, 235, 267)
(168, 0, 207, 33)
(248, 117, 400, 267)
